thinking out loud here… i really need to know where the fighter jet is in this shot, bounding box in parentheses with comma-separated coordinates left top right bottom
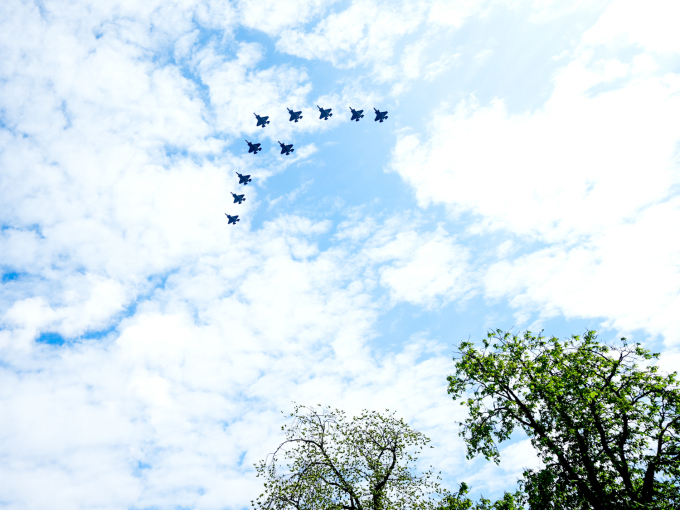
(254, 113, 270, 128)
(287, 108, 303, 122)
(245, 140, 262, 154)
(231, 192, 246, 204)
(225, 214, 240, 224)
(374, 108, 388, 123)
(317, 105, 332, 120)
(349, 107, 364, 122)
(236, 172, 252, 185)
(278, 141, 294, 155)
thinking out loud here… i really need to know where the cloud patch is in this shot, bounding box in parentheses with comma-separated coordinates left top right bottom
(389, 3, 680, 342)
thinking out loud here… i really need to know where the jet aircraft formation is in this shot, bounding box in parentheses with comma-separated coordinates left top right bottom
(226, 105, 389, 225)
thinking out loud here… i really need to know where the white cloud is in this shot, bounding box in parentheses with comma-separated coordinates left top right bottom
(388, 1, 680, 342)
(582, 0, 680, 54)
(4, 274, 128, 338)
(275, 0, 483, 76)
(237, 0, 338, 36)
(335, 213, 379, 242)
(0, 0, 325, 339)
(391, 62, 680, 240)
(428, 0, 487, 28)
(519, 0, 608, 24)
(273, 0, 601, 90)
(365, 224, 475, 307)
(0, 221, 469, 508)
(485, 197, 680, 341)
(193, 42, 315, 139)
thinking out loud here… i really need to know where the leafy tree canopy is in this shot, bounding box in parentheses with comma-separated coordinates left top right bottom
(252, 405, 450, 510)
(439, 482, 525, 510)
(447, 330, 680, 510)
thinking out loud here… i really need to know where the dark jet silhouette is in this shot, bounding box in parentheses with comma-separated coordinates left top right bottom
(246, 140, 262, 153)
(317, 105, 332, 120)
(225, 214, 240, 224)
(287, 108, 303, 122)
(254, 113, 270, 128)
(236, 172, 252, 185)
(231, 192, 246, 204)
(278, 141, 294, 155)
(373, 108, 387, 122)
(349, 107, 364, 122)
(374, 108, 388, 122)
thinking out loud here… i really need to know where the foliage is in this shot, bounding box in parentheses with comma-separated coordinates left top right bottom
(439, 482, 526, 510)
(447, 330, 680, 510)
(252, 405, 449, 510)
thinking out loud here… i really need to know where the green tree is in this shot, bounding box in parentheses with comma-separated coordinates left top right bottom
(446, 330, 680, 510)
(439, 482, 525, 510)
(252, 405, 461, 510)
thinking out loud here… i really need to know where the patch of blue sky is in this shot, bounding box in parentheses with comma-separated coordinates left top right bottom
(59, 100, 73, 129)
(79, 322, 121, 342)
(366, 287, 624, 358)
(32, 322, 121, 347)
(133, 461, 152, 478)
(374, 298, 497, 349)
(1, 271, 21, 282)
(249, 121, 418, 232)
(1, 223, 44, 237)
(36, 331, 65, 345)
(163, 145, 189, 160)
(238, 451, 247, 467)
(146, 270, 179, 292)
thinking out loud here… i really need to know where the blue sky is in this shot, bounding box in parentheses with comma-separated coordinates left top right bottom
(1, 0, 680, 508)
